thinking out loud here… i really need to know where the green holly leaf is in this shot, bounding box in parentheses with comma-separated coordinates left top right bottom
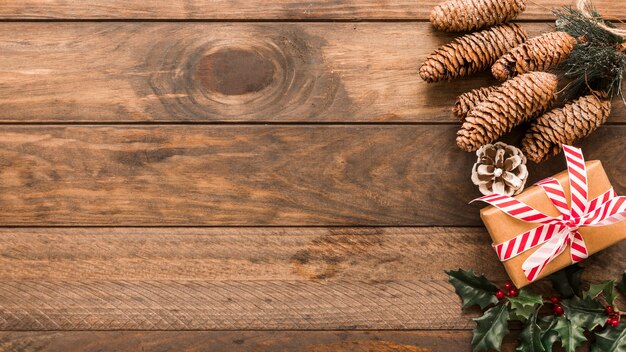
(585, 280, 617, 306)
(561, 297, 607, 330)
(539, 316, 560, 352)
(508, 289, 544, 322)
(542, 329, 560, 352)
(538, 314, 555, 329)
(471, 304, 510, 352)
(618, 271, 626, 296)
(554, 316, 587, 352)
(549, 264, 584, 298)
(516, 312, 545, 352)
(447, 269, 498, 310)
(592, 323, 626, 352)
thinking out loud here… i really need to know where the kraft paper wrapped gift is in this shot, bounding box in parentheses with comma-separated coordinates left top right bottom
(480, 159, 626, 288)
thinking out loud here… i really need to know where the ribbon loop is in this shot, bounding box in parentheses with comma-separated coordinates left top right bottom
(563, 146, 589, 219)
(535, 178, 569, 219)
(474, 145, 626, 282)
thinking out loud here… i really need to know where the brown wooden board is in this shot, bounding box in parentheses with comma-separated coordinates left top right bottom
(1, 0, 625, 344)
(0, 227, 623, 330)
(0, 279, 480, 330)
(2, 227, 624, 283)
(0, 125, 623, 226)
(0, 331, 532, 352)
(0, 227, 503, 282)
(0, 22, 624, 123)
(0, 0, 622, 20)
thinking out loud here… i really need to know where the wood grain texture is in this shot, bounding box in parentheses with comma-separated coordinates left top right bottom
(0, 22, 624, 123)
(0, 2, 624, 340)
(0, 279, 474, 330)
(0, 0, 622, 20)
(0, 227, 501, 282)
(2, 227, 624, 282)
(0, 125, 623, 226)
(0, 227, 622, 330)
(0, 331, 527, 352)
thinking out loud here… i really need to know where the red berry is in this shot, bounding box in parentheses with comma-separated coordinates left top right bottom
(508, 289, 519, 297)
(495, 290, 506, 300)
(606, 306, 615, 315)
(554, 306, 564, 316)
(504, 282, 513, 290)
(610, 319, 620, 327)
(550, 296, 560, 304)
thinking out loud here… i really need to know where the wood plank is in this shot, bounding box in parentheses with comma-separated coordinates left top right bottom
(2, 227, 624, 282)
(0, 280, 474, 330)
(0, 331, 528, 352)
(0, 22, 624, 123)
(0, 125, 623, 226)
(0, 0, 622, 20)
(0, 227, 623, 330)
(0, 227, 504, 282)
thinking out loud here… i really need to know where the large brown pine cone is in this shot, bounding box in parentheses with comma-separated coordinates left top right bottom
(522, 94, 611, 163)
(492, 32, 577, 81)
(453, 86, 498, 120)
(419, 24, 527, 83)
(456, 72, 558, 152)
(430, 0, 527, 32)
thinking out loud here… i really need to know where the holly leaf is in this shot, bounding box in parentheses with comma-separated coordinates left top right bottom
(585, 280, 617, 306)
(447, 269, 498, 310)
(471, 304, 510, 352)
(561, 296, 607, 330)
(516, 313, 545, 352)
(538, 314, 555, 329)
(618, 271, 626, 296)
(508, 289, 544, 321)
(554, 316, 587, 352)
(539, 316, 560, 352)
(592, 322, 626, 352)
(549, 264, 584, 298)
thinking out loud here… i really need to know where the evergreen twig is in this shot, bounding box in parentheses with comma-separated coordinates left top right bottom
(555, 7, 626, 105)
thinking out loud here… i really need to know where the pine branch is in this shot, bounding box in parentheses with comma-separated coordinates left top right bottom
(555, 7, 626, 104)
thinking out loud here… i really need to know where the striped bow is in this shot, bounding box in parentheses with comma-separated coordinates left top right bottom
(474, 145, 626, 282)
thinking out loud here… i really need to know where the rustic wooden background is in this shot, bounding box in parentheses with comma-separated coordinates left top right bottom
(0, 1, 624, 351)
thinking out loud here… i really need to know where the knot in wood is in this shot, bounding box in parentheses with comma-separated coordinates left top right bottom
(197, 49, 275, 95)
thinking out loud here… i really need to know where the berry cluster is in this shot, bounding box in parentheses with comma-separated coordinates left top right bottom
(550, 296, 564, 316)
(605, 306, 621, 327)
(495, 281, 519, 300)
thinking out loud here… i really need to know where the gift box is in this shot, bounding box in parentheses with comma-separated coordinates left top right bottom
(477, 146, 626, 288)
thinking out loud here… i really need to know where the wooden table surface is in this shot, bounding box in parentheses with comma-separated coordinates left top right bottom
(0, 1, 624, 351)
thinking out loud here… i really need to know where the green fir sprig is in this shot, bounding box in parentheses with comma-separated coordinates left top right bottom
(555, 7, 626, 104)
(447, 265, 626, 352)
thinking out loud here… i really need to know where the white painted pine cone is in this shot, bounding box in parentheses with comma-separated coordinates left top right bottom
(471, 142, 529, 196)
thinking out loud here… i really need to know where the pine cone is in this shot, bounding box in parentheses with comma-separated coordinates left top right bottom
(419, 24, 527, 83)
(456, 72, 558, 152)
(522, 94, 611, 163)
(430, 0, 527, 32)
(492, 32, 577, 81)
(453, 86, 498, 120)
(471, 142, 529, 196)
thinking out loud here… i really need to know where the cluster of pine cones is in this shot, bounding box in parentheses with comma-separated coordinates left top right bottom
(420, 0, 612, 163)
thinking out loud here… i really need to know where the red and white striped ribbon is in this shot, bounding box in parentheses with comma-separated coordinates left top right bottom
(474, 145, 626, 283)
(563, 145, 589, 219)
